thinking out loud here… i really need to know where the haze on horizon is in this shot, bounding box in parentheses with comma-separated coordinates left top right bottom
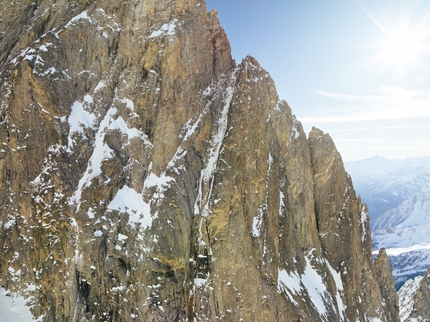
(206, 0, 430, 162)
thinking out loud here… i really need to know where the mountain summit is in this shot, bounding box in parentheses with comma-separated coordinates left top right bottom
(0, 0, 398, 321)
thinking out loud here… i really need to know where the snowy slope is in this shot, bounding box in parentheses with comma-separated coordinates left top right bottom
(372, 192, 430, 230)
(345, 156, 430, 219)
(0, 287, 39, 321)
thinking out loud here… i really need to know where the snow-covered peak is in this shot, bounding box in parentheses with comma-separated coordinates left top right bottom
(371, 191, 430, 289)
(345, 156, 430, 199)
(345, 156, 430, 219)
(345, 156, 430, 181)
(372, 192, 430, 230)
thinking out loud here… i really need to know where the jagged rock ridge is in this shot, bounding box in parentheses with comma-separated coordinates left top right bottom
(0, 0, 398, 321)
(399, 267, 430, 321)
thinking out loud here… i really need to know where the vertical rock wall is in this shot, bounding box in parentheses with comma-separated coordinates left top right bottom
(0, 0, 398, 321)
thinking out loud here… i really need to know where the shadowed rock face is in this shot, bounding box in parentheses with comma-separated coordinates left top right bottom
(0, 0, 398, 321)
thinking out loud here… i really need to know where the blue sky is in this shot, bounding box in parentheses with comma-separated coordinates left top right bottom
(205, 0, 430, 161)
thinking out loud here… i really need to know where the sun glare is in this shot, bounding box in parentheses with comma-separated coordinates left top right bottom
(382, 28, 422, 65)
(363, 8, 430, 78)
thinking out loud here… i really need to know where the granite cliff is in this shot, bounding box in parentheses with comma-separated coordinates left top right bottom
(0, 0, 398, 321)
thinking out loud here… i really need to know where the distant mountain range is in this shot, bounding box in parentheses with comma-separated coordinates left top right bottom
(345, 156, 430, 289)
(372, 192, 430, 288)
(372, 192, 430, 230)
(345, 155, 430, 220)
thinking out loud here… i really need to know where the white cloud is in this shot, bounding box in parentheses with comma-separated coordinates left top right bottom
(300, 85, 430, 123)
(326, 124, 430, 132)
(340, 145, 430, 151)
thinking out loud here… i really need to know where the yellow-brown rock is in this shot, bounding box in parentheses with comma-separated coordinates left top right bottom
(374, 248, 399, 321)
(0, 0, 399, 321)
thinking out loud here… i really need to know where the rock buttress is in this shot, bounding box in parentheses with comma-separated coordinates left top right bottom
(309, 127, 399, 322)
(374, 248, 399, 321)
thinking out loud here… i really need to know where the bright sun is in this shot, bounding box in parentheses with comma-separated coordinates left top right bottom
(381, 28, 422, 66)
(364, 10, 430, 78)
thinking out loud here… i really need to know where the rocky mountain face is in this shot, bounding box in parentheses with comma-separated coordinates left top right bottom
(399, 267, 430, 321)
(0, 0, 398, 321)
